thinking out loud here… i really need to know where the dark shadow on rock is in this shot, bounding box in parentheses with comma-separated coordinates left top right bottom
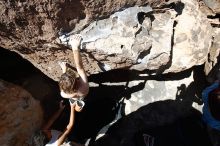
(90, 100, 212, 146)
(86, 65, 211, 146)
(176, 65, 207, 107)
(0, 47, 61, 121)
(0, 47, 36, 83)
(55, 81, 146, 143)
(89, 66, 193, 84)
(55, 65, 205, 144)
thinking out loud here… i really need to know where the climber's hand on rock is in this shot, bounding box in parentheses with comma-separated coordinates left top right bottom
(69, 34, 82, 51)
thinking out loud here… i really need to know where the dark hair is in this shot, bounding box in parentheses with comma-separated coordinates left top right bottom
(208, 89, 220, 121)
(59, 69, 77, 94)
(31, 130, 49, 146)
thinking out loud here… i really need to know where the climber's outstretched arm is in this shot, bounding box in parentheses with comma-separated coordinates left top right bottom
(69, 34, 89, 95)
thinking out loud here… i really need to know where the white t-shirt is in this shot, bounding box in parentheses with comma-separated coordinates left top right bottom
(45, 130, 62, 146)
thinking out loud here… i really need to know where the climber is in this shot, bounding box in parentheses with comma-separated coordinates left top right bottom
(202, 80, 220, 146)
(58, 34, 89, 112)
(31, 100, 76, 146)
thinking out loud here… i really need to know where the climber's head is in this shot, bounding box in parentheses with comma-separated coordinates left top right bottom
(31, 130, 49, 146)
(59, 71, 78, 98)
(209, 89, 220, 121)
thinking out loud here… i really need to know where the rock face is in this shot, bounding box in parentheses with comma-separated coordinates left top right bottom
(204, 27, 220, 83)
(0, 0, 170, 81)
(0, 80, 43, 146)
(0, 0, 218, 81)
(203, 0, 220, 13)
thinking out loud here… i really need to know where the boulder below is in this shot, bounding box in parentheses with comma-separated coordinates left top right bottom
(0, 80, 43, 146)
